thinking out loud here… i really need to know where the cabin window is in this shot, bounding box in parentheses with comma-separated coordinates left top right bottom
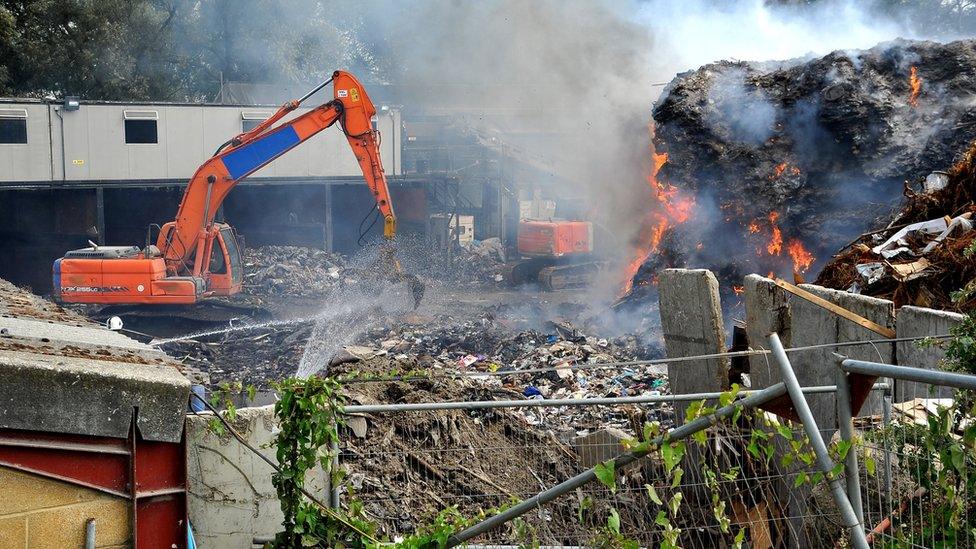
(0, 109, 28, 144)
(123, 110, 158, 144)
(241, 111, 271, 133)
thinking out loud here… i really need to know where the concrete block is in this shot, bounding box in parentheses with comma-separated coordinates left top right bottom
(0, 517, 26, 549)
(571, 428, 629, 468)
(895, 306, 967, 402)
(783, 285, 895, 430)
(187, 405, 329, 549)
(0, 467, 98, 516)
(0, 350, 189, 442)
(743, 274, 791, 390)
(744, 276, 894, 426)
(658, 269, 728, 407)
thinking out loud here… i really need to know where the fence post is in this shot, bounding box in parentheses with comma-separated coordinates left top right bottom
(835, 356, 863, 524)
(330, 426, 341, 509)
(769, 334, 869, 549)
(882, 388, 893, 517)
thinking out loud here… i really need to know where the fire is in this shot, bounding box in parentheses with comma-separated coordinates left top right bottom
(732, 285, 744, 295)
(748, 220, 761, 234)
(787, 239, 815, 273)
(766, 212, 783, 255)
(769, 162, 801, 180)
(908, 66, 922, 108)
(619, 124, 695, 296)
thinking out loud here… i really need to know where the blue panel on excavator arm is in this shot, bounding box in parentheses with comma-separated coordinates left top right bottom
(220, 126, 301, 180)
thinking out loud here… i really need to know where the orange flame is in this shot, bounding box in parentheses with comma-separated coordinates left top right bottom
(732, 285, 744, 295)
(769, 162, 801, 180)
(908, 66, 922, 108)
(619, 125, 695, 296)
(787, 239, 815, 273)
(748, 220, 761, 234)
(766, 212, 783, 255)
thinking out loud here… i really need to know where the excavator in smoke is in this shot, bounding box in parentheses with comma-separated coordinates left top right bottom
(53, 71, 424, 309)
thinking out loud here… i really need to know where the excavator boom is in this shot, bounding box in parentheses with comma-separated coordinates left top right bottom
(161, 70, 395, 273)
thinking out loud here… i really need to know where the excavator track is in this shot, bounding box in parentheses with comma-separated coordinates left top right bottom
(537, 261, 607, 291)
(508, 257, 607, 290)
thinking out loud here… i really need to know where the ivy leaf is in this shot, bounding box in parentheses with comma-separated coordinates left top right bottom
(594, 460, 616, 494)
(836, 440, 853, 460)
(668, 492, 683, 517)
(811, 472, 824, 485)
(831, 463, 844, 478)
(734, 528, 746, 548)
(646, 484, 663, 505)
(607, 508, 621, 535)
(865, 455, 876, 476)
(793, 471, 808, 487)
(661, 442, 685, 473)
(655, 510, 669, 527)
(950, 444, 965, 473)
(670, 466, 684, 488)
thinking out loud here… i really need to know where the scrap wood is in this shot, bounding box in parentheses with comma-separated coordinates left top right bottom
(772, 278, 896, 338)
(455, 463, 516, 499)
(732, 501, 772, 549)
(405, 451, 448, 482)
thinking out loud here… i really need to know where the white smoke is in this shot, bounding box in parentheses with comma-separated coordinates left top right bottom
(637, 0, 915, 84)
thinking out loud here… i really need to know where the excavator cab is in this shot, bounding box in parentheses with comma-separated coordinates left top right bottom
(154, 221, 243, 297)
(204, 224, 244, 295)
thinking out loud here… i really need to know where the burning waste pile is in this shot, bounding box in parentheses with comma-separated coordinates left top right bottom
(817, 140, 976, 312)
(622, 38, 976, 302)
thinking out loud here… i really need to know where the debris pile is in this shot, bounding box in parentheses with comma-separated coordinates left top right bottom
(454, 237, 507, 284)
(242, 245, 346, 296)
(337, 371, 589, 542)
(817, 141, 976, 311)
(337, 313, 669, 432)
(632, 38, 976, 294)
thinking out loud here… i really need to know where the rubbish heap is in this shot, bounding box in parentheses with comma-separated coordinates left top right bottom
(336, 312, 669, 434)
(454, 237, 507, 284)
(817, 141, 976, 312)
(631, 38, 976, 294)
(242, 245, 346, 296)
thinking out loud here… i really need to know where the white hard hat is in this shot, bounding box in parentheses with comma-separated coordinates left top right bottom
(106, 316, 124, 331)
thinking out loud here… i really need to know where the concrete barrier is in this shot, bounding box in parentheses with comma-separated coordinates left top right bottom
(658, 269, 729, 411)
(895, 306, 967, 402)
(187, 406, 328, 549)
(743, 276, 895, 428)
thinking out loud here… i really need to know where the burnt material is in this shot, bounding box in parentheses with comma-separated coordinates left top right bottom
(646, 38, 976, 287)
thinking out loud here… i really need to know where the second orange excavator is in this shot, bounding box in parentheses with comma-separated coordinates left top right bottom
(53, 71, 423, 307)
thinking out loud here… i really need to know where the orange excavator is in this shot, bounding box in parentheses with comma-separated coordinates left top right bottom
(54, 71, 422, 306)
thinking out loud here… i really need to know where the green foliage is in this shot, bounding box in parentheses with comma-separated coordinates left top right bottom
(0, 0, 388, 101)
(271, 376, 377, 548)
(595, 460, 617, 494)
(206, 380, 254, 436)
(883, 315, 976, 544)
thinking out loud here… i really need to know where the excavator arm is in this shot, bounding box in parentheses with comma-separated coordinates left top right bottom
(159, 70, 396, 272)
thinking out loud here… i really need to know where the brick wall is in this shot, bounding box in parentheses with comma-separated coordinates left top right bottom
(0, 466, 130, 548)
